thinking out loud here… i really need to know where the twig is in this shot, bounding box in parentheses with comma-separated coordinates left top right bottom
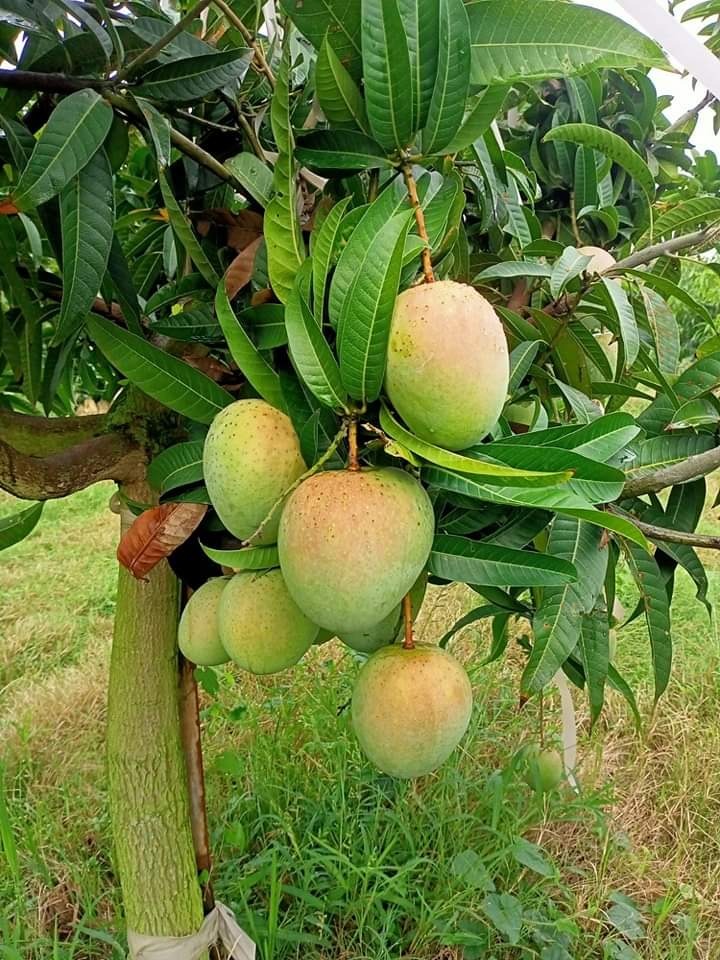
(242, 426, 346, 545)
(401, 162, 435, 283)
(115, 0, 214, 82)
(607, 227, 720, 274)
(608, 504, 720, 550)
(347, 418, 360, 471)
(402, 592, 414, 649)
(660, 91, 715, 139)
(0, 69, 110, 93)
(211, 0, 276, 89)
(569, 191, 582, 246)
(622, 444, 720, 498)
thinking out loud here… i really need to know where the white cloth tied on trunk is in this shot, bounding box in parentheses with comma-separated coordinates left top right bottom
(127, 902, 255, 959)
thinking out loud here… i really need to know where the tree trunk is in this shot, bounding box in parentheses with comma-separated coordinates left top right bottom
(107, 512, 204, 941)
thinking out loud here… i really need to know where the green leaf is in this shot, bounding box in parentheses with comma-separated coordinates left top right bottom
(13, 89, 113, 209)
(467, 1, 666, 86)
(215, 285, 287, 412)
(225, 153, 274, 208)
(475, 261, 553, 281)
(201, 542, 279, 570)
(311, 196, 353, 324)
(88, 314, 231, 423)
(430, 534, 577, 587)
(600, 278, 639, 367)
(398, 0, 439, 130)
(625, 542, 672, 701)
(451, 849, 495, 892)
(649, 196, 720, 240)
(498, 412, 640, 462)
(481, 893, 523, 945)
(136, 98, 172, 167)
(511, 838, 555, 877)
(624, 435, 715, 482)
(544, 124, 654, 199)
(361, 0, 414, 151)
(442, 84, 508, 154)
(508, 341, 540, 394)
(580, 608, 609, 728)
(295, 130, 394, 171)
(134, 49, 252, 101)
(623, 268, 712, 328)
(523, 518, 608, 693)
(159, 170, 219, 286)
(607, 663, 641, 729)
(147, 441, 204, 495)
(338, 212, 412, 402)
(239, 304, 288, 350)
(558, 507, 648, 551)
(380, 404, 572, 485)
(106, 235, 142, 335)
(421, 0, 471, 154)
(286, 267, 348, 410)
(0, 501, 44, 551)
(54, 149, 114, 343)
(316, 35, 369, 131)
(149, 307, 222, 342)
(640, 288, 680, 378)
(280, 0, 362, 79)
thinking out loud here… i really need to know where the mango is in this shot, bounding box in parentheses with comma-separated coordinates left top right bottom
(177, 577, 230, 666)
(523, 745, 564, 793)
(278, 467, 434, 635)
(218, 569, 318, 674)
(351, 643, 473, 778)
(340, 571, 427, 654)
(577, 245, 616, 274)
(385, 281, 509, 450)
(203, 399, 306, 544)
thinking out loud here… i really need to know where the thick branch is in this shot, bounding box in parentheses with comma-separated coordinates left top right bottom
(608, 228, 719, 273)
(0, 69, 110, 93)
(622, 444, 720, 498)
(0, 411, 109, 456)
(0, 432, 144, 500)
(609, 505, 720, 551)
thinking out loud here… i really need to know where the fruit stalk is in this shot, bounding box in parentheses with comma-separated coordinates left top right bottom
(347, 417, 360, 471)
(401, 163, 435, 284)
(402, 591, 414, 649)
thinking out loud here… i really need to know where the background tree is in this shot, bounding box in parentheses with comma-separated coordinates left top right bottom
(1, 0, 719, 950)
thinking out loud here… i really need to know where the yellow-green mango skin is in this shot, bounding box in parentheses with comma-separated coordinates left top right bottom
(340, 571, 427, 654)
(203, 399, 306, 544)
(351, 643, 473, 778)
(278, 468, 434, 635)
(177, 578, 230, 666)
(524, 746, 564, 792)
(385, 281, 509, 451)
(577, 245, 616, 274)
(218, 569, 318, 674)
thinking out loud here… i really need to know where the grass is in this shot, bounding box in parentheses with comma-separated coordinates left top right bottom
(1, 484, 720, 958)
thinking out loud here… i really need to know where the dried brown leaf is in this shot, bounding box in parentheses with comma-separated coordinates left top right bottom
(224, 236, 263, 298)
(117, 503, 207, 579)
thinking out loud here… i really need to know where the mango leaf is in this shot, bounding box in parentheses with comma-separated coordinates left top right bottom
(550, 247, 592, 298)
(148, 441, 204, 496)
(54, 149, 114, 343)
(498, 412, 640, 462)
(201, 542, 280, 570)
(134, 49, 252, 101)
(312, 195, 353, 323)
(624, 435, 715, 482)
(380, 404, 572, 485)
(225, 153, 274, 208)
(599, 278, 639, 367)
(508, 340, 540, 393)
(280, 0, 362, 79)
(159, 170, 219, 286)
(624, 541, 672, 701)
(544, 124, 654, 199)
(88, 315, 231, 423)
(148, 307, 222, 342)
(106, 235, 142, 335)
(129, 15, 214, 60)
(622, 268, 713, 328)
(475, 261, 553, 281)
(640, 287, 680, 378)
(13, 89, 113, 209)
(338, 211, 412, 401)
(215, 285, 286, 412)
(523, 518, 608, 693)
(286, 268, 348, 410)
(442, 84, 509, 153)
(361, 0, 414, 151)
(0, 501, 44, 551)
(467, 1, 666, 85)
(430, 534, 577, 587)
(118, 503, 207, 579)
(399, 0, 439, 130)
(421, 0, 470, 154)
(579, 607, 609, 728)
(649, 196, 720, 240)
(295, 130, 394, 171)
(316, 35, 369, 131)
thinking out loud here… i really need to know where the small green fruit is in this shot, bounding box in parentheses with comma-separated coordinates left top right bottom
(177, 578, 230, 666)
(218, 569, 318, 674)
(524, 745, 564, 793)
(351, 643, 473, 778)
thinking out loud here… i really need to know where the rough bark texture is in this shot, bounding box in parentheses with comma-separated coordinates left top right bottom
(107, 501, 204, 940)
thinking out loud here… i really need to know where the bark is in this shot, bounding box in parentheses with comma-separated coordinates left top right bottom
(107, 494, 205, 941)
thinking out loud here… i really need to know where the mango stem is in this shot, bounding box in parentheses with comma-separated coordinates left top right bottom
(401, 162, 435, 284)
(402, 591, 415, 649)
(347, 418, 360, 471)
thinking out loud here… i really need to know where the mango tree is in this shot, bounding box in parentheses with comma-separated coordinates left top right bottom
(1, 0, 719, 951)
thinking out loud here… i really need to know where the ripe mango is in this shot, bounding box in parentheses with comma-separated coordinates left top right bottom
(385, 281, 509, 450)
(203, 399, 306, 544)
(278, 467, 434, 635)
(218, 569, 318, 674)
(351, 643, 473, 778)
(577, 245, 616, 274)
(339, 570, 427, 654)
(177, 577, 229, 666)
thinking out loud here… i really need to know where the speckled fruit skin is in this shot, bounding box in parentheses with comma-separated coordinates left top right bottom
(351, 643, 473, 778)
(203, 399, 306, 544)
(385, 281, 509, 451)
(278, 467, 434, 635)
(340, 571, 427, 653)
(524, 745, 564, 792)
(177, 578, 230, 666)
(218, 569, 318, 674)
(577, 245, 616, 274)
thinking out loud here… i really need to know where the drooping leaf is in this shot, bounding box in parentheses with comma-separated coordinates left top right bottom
(442, 84, 508, 154)
(117, 503, 207, 579)
(201, 542, 280, 570)
(134, 49, 253, 101)
(295, 130, 394, 171)
(311, 195, 353, 324)
(649, 195, 720, 240)
(579, 607, 609, 728)
(316, 35, 369, 131)
(0, 501, 44, 551)
(159, 170, 219, 286)
(421, 0, 470, 154)
(361, 0, 414, 151)
(544, 124, 655, 199)
(280, 0, 362, 79)
(225, 153, 274, 208)
(430, 534, 577, 587)
(54, 149, 115, 343)
(148, 441, 205, 496)
(13, 89, 113, 209)
(88, 314, 231, 423)
(624, 541, 672, 701)
(599, 278, 640, 367)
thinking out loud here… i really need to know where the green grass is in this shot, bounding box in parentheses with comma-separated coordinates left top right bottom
(1, 484, 719, 958)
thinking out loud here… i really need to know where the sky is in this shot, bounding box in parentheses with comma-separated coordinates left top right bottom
(581, 0, 718, 152)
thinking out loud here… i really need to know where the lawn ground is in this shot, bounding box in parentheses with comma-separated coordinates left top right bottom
(1, 483, 719, 959)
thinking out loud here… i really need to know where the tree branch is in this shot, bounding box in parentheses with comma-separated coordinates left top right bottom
(659, 91, 715, 139)
(0, 410, 109, 456)
(608, 227, 720, 273)
(622, 444, 720, 498)
(0, 69, 110, 93)
(211, 0, 276, 89)
(608, 504, 720, 551)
